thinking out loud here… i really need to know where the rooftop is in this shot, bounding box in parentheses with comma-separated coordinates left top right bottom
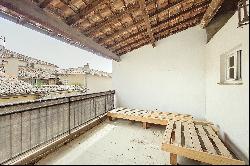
(0, 48, 58, 68)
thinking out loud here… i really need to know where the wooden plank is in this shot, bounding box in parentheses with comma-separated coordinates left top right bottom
(99, 19, 145, 45)
(66, 0, 107, 25)
(174, 121, 182, 146)
(107, 109, 191, 126)
(139, 0, 156, 47)
(161, 144, 245, 165)
(86, 3, 140, 35)
(200, 0, 224, 28)
(163, 121, 174, 144)
(170, 153, 178, 165)
(183, 122, 194, 149)
(188, 123, 202, 151)
(0, 0, 120, 61)
(204, 126, 232, 158)
(196, 125, 217, 155)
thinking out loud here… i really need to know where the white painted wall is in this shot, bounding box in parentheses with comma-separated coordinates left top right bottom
(113, 26, 207, 119)
(87, 75, 112, 93)
(205, 13, 249, 160)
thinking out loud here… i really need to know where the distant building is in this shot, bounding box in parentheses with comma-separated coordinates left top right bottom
(56, 63, 112, 93)
(0, 39, 112, 104)
(0, 49, 58, 85)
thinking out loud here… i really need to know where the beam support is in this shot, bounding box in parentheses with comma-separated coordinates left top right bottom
(0, 0, 120, 61)
(139, 0, 156, 47)
(200, 0, 224, 28)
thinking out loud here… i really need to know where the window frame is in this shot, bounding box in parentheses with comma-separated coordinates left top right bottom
(219, 45, 243, 85)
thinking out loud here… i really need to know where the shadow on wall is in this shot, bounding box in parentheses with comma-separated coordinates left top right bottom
(224, 133, 249, 165)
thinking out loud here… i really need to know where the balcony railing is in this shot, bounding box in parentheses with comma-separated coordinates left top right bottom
(0, 90, 115, 164)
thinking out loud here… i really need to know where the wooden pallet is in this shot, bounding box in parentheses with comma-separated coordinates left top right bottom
(161, 121, 245, 165)
(107, 107, 193, 128)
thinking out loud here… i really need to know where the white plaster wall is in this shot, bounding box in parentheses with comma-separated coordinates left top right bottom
(205, 13, 249, 160)
(87, 75, 112, 93)
(113, 26, 207, 119)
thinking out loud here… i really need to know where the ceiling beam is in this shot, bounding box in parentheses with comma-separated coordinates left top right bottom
(39, 0, 53, 8)
(149, 0, 186, 17)
(115, 12, 205, 53)
(117, 18, 201, 55)
(98, 18, 145, 45)
(114, 35, 149, 52)
(101, 0, 209, 47)
(107, 0, 209, 49)
(66, 0, 107, 25)
(59, 0, 79, 13)
(200, 0, 224, 28)
(139, 0, 156, 47)
(0, 0, 120, 61)
(85, 3, 140, 36)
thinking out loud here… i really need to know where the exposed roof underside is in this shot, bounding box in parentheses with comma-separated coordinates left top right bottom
(0, 0, 225, 61)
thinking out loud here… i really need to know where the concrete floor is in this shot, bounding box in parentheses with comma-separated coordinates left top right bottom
(36, 119, 201, 165)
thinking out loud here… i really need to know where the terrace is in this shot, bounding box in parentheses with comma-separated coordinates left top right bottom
(0, 0, 249, 165)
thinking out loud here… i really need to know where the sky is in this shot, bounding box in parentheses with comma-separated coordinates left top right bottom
(0, 17, 112, 73)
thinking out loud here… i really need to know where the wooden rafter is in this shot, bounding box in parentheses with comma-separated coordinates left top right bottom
(85, 3, 140, 35)
(149, 0, 186, 17)
(66, 0, 107, 25)
(139, 0, 156, 47)
(107, 0, 209, 49)
(95, 0, 183, 41)
(0, 0, 120, 61)
(115, 12, 205, 54)
(98, 19, 145, 45)
(117, 17, 201, 55)
(101, 0, 210, 47)
(59, 0, 79, 13)
(39, 0, 53, 8)
(200, 0, 224, 28)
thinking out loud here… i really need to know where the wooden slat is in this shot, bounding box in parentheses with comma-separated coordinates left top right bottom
(200, 0, 224, 27)
(204, 126, 232, 158)
(163, 121, 174, 144)
(162, 144, 245, 165)
(189, 123, 202, 151)
(174, 121, 182, 146)
(183, 122, 194, 149)
(196, 125, 217, 155)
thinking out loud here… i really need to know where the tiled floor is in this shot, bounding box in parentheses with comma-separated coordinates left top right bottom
(36, 119, 201, 165)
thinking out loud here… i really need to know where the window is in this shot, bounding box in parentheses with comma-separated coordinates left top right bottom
(226, 50, 242, 81)
(220, 46, 243, 85)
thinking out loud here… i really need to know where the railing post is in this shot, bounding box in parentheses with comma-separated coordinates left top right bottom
(68, 97, 71, 134)
(104, 93, 107, 113)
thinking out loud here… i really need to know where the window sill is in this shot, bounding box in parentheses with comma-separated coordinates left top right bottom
(217, 82, 243, 85)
